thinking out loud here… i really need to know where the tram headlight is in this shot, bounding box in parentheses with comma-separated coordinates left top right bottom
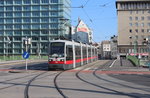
(49, 59, 53, 61)
(60, 59, 64, 61)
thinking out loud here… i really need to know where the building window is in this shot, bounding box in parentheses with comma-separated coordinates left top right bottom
(51, 5, 58, 10)
(0, 1, 4, 5)
(129, 17, 132, 21)
(5, 19, 13, 23)
(51, 12, 58, 16)
(135, 36, 138, 39)
(32, 18, 40, 23)
(141, 29, 144, 33)
(14, 12, 22, 17)
(23, 25, 30, 29)
(135, 29, 138, 33)
(14, 49, 21, 53)
(41, 0, 49, 3)
(32, 6, 40, 11)
(14, 25, 21, 29)
(6, 7, 13, 11)
(50, 18, 58, 22)
(14, 0, 22, 4)
(23, 31, 30, 35)
(32, 12, 40, 17)
(14, 6, 22, 11)
(23, 0, 31, 4)
(41, 18, 49, 23)
(147, 29, 150, 33)
(41, 24, 49, 29)
(0, 25, 4, 29)
(5, 25, 13, 29)
(41, 6, 49, 10)
(5, 0, 13, 4)
(0, 19, 4, 23)
(147, 16, 150, 20)
(129, 23, 132, 27)
(41, 37, 48, 40)
(14, 19, 22, 23)
(41, 12, 49, 16)
(6, 13, 13, 17)
(23, 18, 31, 23)
(0, 13, 4, 18)
(14, 31, 21, 35)
(141, 23, 144, 27)
(23, 12, 31, 17)
(129, 29, 132, 33)
(135, 17, 138, 21)
(32, 0, 40, 4)
(135, 22, 139, 27)
(32, 24, 40, 29)
(51, 0, 58, 3)
(141, 16, 144, 21)
(148, 23, 150, 27)
(23, 6, 31, 11)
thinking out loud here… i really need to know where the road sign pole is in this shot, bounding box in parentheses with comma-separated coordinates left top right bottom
(26, 59, 27, 70)
(25, 37, 28, 70)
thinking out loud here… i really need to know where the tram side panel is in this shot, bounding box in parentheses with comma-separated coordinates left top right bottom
(65, 45, 74, 70)
(75, 45, 82, 67)
(83, 46, 87, 65)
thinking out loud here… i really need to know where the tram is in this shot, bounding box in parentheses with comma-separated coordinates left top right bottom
(48, 40, 98, 70)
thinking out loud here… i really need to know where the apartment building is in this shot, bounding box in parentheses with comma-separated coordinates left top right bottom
(116, 0, 150, 57)
(0, 0, 71, 56)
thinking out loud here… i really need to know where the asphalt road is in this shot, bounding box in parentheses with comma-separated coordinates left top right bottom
(0, 59, 150, 98)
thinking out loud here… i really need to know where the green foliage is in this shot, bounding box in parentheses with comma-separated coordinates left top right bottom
(127, 55, 139, 66)
(0, 55, 48, 61)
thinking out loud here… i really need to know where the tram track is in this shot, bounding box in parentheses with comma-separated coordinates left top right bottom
(0, 72, 40, 90)
(24, 72, 47, 98)
(54, 71, 69, 98)
(23, 70, 69, 98)
(75, 60, 141, 98)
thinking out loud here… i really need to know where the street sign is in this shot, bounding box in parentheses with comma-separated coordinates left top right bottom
(23, 52, 30, 59)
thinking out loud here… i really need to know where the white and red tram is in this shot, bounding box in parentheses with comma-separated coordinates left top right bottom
(48, 40, 98, 70)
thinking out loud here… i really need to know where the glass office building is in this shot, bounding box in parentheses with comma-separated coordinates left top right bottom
(0, 0, 71, 56)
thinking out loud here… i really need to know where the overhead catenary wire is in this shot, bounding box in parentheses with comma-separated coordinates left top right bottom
(83, 0, 91, 7)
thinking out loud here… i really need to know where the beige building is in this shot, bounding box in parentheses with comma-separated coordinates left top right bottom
(101, 41, 111, 59)
(116, 0, 150, 57)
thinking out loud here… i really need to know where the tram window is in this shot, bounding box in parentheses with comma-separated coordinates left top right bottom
(66, 45, 73, 60)
(88, 48, 91, 57)
(75, 46, 81, 59)
(82, 47, 87, 58)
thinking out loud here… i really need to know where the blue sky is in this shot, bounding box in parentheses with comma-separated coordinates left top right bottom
(71, 0, 117, 42)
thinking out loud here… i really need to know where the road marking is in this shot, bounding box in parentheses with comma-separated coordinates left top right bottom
(110, 59, 117, 68)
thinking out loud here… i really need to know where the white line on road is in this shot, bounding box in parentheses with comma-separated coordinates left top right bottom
(109, 59, 117, 68)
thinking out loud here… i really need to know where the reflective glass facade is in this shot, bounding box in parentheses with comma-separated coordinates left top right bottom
(0, 0, 71, 55)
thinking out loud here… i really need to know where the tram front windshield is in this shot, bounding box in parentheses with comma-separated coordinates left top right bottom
(50, 42, 65, 57)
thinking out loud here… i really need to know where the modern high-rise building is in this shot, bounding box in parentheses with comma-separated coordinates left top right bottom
(116, 0, 150, 57)
(0, 0, 71, 56)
